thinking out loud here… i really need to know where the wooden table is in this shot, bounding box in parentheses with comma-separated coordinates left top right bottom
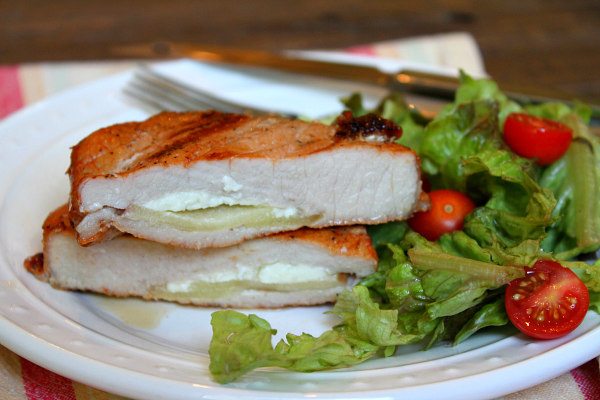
(1, 0, 599, 103)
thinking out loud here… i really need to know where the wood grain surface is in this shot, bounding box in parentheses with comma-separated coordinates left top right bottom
(1, 0, 599, 103)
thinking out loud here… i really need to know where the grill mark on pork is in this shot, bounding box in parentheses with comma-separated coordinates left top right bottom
(131, 111, 250, 168)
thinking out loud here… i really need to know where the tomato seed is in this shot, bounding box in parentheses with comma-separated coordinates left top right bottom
(538, 272, 547, 281)
(512, 293, 523, 300)
(526, 308, 533, 315)
(536, 312, 545, 322)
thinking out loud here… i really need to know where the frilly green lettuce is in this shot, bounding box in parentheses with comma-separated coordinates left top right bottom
(209, 73, 600, 383)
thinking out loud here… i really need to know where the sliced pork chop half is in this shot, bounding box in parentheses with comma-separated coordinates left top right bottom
(25, 205, 377, 308)
(69, 110, 426, 249)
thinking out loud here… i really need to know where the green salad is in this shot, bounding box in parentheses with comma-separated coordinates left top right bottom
(208, 72, 600, 384)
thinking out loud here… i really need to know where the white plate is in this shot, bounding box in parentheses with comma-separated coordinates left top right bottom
(1, 60, 600, 400)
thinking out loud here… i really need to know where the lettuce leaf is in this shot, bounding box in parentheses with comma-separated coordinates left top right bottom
(209, 240, 513, 382)
(209, 73, 600, 383)
(453, 298, 509, 344)
(415, 83, 556, 258)
(209, 309, 378, 384)
(416, 73, 599, 258)
(540, 114, 600, 257)
(209, 237, 600, 383)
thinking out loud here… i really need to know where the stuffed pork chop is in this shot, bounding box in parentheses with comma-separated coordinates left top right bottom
(25, 205, 377, 308)
(69, 110, 426, 249)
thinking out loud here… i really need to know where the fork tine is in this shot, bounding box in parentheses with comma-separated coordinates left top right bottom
(124, 65, 273, 115)
(135, 68, 240, 111)
(126, 77, 209, 111)
(124, 84, 188, 112)
(125, 70, 229, 112)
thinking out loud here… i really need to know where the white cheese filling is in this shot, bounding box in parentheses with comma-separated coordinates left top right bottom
(166, 263, 336, 292)
(221, 175, 242, 192)
(141, 188, 299, 219)
(142, 190, 244, 212)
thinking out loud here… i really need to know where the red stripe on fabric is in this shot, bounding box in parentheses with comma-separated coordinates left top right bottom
(345, 45, 377, 56)
(571, 359, 600, 400)
(0, 65, 24, 118)
(20, 357, 77, 400)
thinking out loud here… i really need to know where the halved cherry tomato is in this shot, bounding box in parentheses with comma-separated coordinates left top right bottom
(505, 259, 589, 340)
(408, 189, 475, 241)
(503, 113, 573, 166)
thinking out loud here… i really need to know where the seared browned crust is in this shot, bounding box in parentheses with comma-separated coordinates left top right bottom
(44, 204, 73, 234)
(23, 253, 44, 278)
(274, 226, 377, 261)
(68, 111, 416, 237)
(25, 204, 72, 280)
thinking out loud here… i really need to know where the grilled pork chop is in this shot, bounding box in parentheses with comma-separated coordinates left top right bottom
(70, 111, 426, 249)
(26, 205, 377, 308)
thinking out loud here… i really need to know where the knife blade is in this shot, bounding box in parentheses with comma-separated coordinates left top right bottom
(113, 41, 600, 121)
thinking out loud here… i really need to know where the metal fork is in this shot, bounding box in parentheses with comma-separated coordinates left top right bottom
(122, 65, 442, 120)
(123, 64, 447, 120)
(123, 65, 272, 115)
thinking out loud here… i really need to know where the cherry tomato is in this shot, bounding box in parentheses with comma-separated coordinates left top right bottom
(408, 189, 475, 241)
(505, 259, 589, 340)
(503, 113, 573, 166)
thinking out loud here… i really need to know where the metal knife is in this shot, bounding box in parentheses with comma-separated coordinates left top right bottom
(113, 41, 600, 120)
